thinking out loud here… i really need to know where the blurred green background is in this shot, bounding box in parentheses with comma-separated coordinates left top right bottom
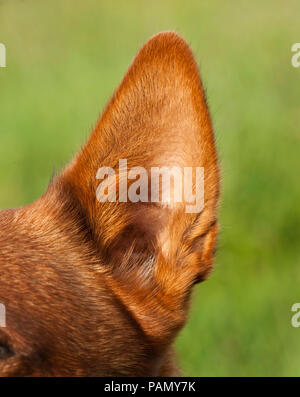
(0, 0, 299, 376)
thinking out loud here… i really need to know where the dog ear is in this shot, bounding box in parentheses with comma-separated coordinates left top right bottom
(60, 31, 219, 299)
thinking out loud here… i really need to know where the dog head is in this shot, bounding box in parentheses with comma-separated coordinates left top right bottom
(0, 32, 219, 376)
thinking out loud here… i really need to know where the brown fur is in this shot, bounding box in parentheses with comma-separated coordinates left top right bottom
(0, 32, 219, 376)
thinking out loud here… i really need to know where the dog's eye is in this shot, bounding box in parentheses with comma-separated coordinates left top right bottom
(0, 343, 14, 360)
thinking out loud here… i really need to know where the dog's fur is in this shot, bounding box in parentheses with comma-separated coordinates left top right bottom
(0, 32, 219, 376)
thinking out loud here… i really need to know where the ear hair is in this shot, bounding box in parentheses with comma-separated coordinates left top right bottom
(60, 31, 219, 298)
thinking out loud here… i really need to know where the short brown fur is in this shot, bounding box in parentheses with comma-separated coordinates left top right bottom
(0, 32, 219, 376)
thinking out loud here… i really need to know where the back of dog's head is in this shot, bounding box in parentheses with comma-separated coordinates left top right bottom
(0, 32, 220, 376)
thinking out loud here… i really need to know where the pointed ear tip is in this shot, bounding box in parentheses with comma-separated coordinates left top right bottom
(148, 30, 186, 43)
(140, 31, 196, 63)
(148, 31, 188, 45)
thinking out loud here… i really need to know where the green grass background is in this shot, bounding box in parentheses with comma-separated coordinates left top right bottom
(0, 0, 299, 376)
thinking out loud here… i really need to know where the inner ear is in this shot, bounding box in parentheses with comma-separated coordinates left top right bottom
(104, 202, 170, 267)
